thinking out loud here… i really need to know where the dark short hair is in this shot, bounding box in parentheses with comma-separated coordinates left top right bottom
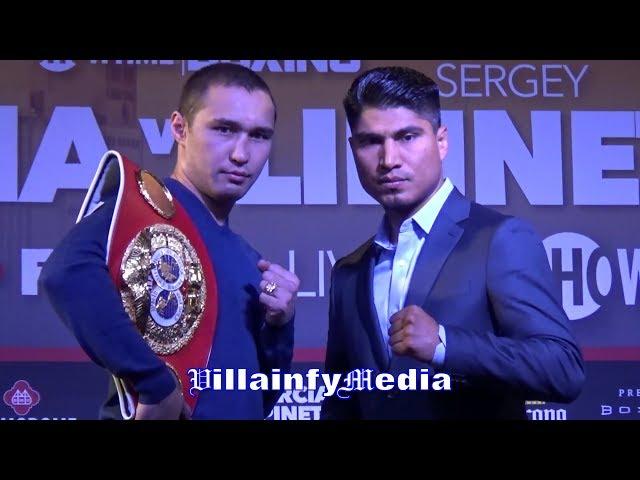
(344, 66, 440, 132)
(177, 63, 276, 124)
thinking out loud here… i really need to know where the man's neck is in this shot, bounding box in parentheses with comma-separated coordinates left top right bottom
(385, 177, 445, 244)
(170, 169, 232, 227)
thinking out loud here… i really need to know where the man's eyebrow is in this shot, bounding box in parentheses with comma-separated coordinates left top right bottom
(212, 118, 273, 136)
(393, 126, 425, 137)
(353, 125, 425, 142)
(353, 132, 384, 142)
(250, 126, 274, 137)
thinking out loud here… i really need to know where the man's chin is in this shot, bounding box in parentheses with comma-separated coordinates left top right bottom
(378, 192, 412, 210)
(220, 189, 246, 202)
(207, 184, 247, 204)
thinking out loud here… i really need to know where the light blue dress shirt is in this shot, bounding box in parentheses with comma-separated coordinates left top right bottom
(373, 178, 454, 366)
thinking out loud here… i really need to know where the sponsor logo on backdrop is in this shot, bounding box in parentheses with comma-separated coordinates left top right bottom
(3, 380, 40, 416)
(39, 60, 362, 75)
(525, 400, 567, 420)
(39, 60, 76, 72)
(543, 232, 639, 320)
(601, 387, 640, 418)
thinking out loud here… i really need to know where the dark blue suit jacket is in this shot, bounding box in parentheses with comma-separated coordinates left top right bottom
(321, 188, 585, 419)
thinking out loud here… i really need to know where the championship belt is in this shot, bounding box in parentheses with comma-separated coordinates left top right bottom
(77, 150, 218, 419)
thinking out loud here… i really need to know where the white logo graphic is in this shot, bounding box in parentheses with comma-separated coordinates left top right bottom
(543, 232, 612, 320)
(40, 60, 76, 72)
(526, 407, 567, 421)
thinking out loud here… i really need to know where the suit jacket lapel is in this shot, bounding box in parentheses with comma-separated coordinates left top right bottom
(356, 242, 390, 371)
(404, 188, 470, 312)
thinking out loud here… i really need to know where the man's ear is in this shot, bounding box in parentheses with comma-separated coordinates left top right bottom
(436, 125, 448, 160)
(171, 111, 187, 145)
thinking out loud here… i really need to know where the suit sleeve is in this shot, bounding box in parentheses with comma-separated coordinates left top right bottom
(256, 317, 295, 417)
(39, 197, 176, 405)
(442, 217, 586, 402)
(320, 265, 360, 419)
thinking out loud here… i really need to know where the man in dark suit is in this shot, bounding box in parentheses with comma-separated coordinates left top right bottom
(321, 66, 585, 419)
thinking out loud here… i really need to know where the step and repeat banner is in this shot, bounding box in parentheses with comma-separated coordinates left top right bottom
(0, 60, 638, 420)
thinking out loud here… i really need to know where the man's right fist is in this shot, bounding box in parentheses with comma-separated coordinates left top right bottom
(135, 381, 191, 420)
